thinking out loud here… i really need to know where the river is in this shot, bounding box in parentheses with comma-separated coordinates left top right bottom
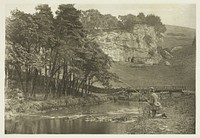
(5, 101, 141, 134)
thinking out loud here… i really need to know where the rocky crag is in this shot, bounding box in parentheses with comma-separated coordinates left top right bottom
(94, 24, 169, 65)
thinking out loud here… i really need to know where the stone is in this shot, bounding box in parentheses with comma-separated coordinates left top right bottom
(93, 24, 163, 65)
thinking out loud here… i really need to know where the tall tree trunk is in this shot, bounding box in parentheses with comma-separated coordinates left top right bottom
(31, 68, 38, 98)
(25, 65, 29, 97)
(65, 63, 69, 96)
(85, 77, 89, 94)
(75, 79, 79, 96)
(77, 79, 84, 96)
(71, 73, 75, 96)
(44, 65, 48, 100)
(68, 71, 72, 95)
(45, 48, 58, 99)
(56, 68, 61, 97)
(15, 64, 25, 92)
(81, 83, 84, 97)
(62, 60, 66, 96)
(88, 78, 91, 93)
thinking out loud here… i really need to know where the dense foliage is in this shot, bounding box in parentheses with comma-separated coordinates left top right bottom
(80, 10, 166, 35)
(5, 4, 118, 99)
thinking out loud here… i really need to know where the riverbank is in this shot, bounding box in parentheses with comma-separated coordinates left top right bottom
(129, 93, 195, 134)
(5, 90, 116, 120)
(5, 88, 196, 134)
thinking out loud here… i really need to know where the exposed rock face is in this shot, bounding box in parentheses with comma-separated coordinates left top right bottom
(95, 24, 163, 65)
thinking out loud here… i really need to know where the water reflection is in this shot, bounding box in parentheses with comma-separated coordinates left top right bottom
(6, 102, 139, 134)
(6, 117, 132, 134)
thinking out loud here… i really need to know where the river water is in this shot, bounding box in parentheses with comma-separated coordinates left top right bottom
(5, 101, 141, 134)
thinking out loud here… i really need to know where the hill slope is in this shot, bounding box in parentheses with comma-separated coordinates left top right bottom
(159, 25, 195, 49)
(108, 25, 195, 90)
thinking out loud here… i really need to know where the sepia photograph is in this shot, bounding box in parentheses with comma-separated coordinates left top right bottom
(3, 1, 197, 136)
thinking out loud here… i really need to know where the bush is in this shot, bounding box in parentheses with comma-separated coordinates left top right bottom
(5, 88, 24, 100)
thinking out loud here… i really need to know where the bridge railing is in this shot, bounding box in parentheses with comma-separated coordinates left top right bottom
(126, 86, 187, 93)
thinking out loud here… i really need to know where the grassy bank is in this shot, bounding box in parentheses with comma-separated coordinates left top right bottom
(5, 88, 116, 120)
(129, 93, 195, 134)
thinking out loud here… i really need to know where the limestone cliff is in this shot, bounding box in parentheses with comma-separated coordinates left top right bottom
(94, 24, 163, 65)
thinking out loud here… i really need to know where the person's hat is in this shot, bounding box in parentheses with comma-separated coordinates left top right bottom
(149, 87, 155, 92)
(150, 87, 154, 90)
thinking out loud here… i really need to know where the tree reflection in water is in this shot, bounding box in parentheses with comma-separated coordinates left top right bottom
(5, 102, 139, 134)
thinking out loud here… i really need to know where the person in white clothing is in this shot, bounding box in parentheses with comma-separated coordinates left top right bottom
(147, 87, 167, 118)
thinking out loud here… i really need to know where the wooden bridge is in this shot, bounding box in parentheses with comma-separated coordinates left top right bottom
(91, 85, 193, 96)
(115, 85, 192, 101)
(126, 86, 186, 93)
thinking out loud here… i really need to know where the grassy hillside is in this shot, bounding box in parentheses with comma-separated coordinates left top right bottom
(107, 25, 195, 90)
(159, 25, 195, 49)
(109, 61, 195, 90)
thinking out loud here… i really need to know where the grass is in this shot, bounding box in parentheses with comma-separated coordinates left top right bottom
(129, 94, 195, 134)
(165, 25, 195, 37)
(159, 25, 195, 49)
(5, 87, 116, 120)
(109, 61, 195, 90)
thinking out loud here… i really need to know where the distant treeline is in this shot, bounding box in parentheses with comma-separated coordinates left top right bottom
(5, 4, 166, 99)
(81, 10, 166, 35)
